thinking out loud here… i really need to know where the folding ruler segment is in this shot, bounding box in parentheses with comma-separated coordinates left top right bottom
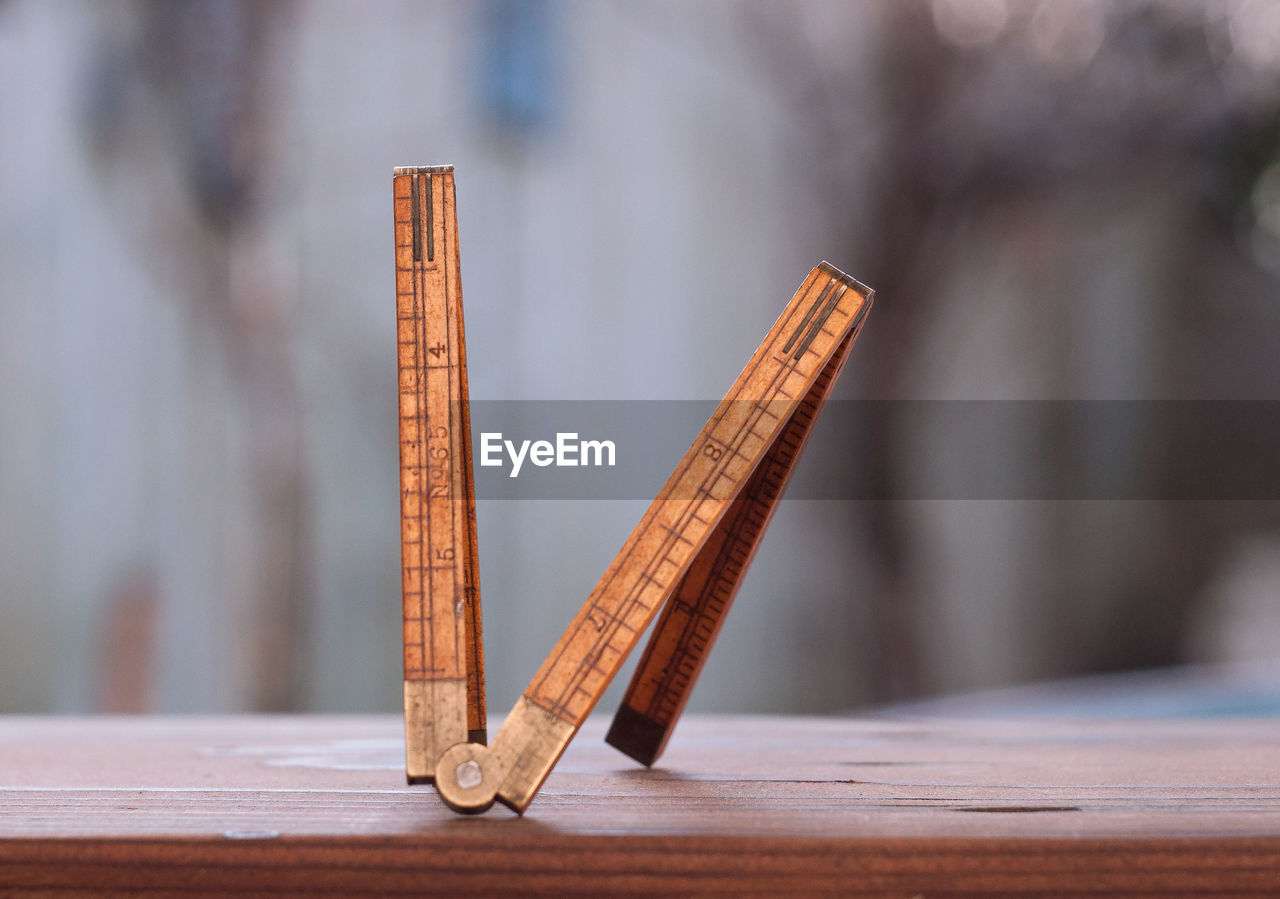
(606, 323, 861, 766)
(434, 262, 873, 814)
(393, 165, 485, 784)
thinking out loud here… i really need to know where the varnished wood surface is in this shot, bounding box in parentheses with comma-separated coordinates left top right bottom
(2, 715, 1279, 894)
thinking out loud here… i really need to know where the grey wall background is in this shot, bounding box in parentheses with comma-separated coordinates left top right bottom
(2, 0, 1279, 717)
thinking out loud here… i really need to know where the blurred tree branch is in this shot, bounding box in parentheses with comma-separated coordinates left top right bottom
(82, 0, 305, 711)
(741, 0, 1280, 698)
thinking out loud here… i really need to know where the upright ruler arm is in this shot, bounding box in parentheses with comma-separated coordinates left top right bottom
(434, 263, 872, 813)
(394, 166, 485, 783)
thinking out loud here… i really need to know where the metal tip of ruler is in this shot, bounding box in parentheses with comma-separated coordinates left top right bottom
(393, 164, 455, 176)
(817, 261, 874, 298)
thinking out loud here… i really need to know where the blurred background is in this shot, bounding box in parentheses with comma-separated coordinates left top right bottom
(2, 0, 1279, 718)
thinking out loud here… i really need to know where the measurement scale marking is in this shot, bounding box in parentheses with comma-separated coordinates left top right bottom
(525, 269, 837, 713)
(414, 177, 428, 674)
(611, 340, 849, 737)
(644, 467, 771, 710)
(410, 178, 431, 676)
(396, 165, 483, 781)
(407, 169, 443, 753)
(529, 310, 843, 719)
(642, 342, 845, 695)
(526, 268, 830, 648)
(524, 356, 807, 711)
(555, 281, 843, 648)
(607, 326, 861, 765)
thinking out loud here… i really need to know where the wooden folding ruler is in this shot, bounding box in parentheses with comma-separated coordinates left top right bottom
(394, 165, 873, 814)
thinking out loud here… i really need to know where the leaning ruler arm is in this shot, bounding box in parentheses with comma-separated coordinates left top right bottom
(606, 325, 858, 766)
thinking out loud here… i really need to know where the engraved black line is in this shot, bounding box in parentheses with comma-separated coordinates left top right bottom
(411, 175, 422, 262)
(425, 174, 434, 262)
(792, 285, 846, 360)
(782, 281, 835, 355)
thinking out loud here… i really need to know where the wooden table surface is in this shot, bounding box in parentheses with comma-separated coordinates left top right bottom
(1, 715, 1278, 894)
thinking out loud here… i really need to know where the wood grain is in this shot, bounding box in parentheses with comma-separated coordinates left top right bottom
(2, 715, 1278, 894)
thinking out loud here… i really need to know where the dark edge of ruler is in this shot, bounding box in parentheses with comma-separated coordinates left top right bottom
(605, 705, 666, 767)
